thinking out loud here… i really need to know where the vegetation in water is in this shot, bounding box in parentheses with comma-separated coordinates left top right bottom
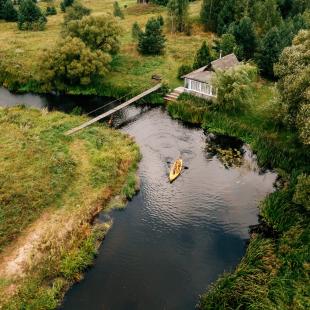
(0, 107, 140, 308)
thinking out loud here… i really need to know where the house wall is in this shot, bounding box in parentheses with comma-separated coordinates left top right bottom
(184, 78, 217, 99)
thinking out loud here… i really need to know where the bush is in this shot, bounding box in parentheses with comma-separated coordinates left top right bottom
(17, 0, 47, 31)
(0, 0, 18, 21)
(45, 6, 57, 16)
(212, 63, 258, 113)
(63, 2, 90, 24)
(60, 0, 74, 12)
(177, 64, 192, 79)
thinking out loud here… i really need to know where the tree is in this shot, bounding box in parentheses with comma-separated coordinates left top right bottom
(60, 0, 74, 12)
(63, 15, 121, 54)
(255, 27, 282, 77)
(200, 0, 223, 32)
(216, 0, 236, 34)
(228, 16, 257, 59)
(193, 41, 213, 69)
(252, 0, 282, 35)
(212, 63, 258, 112)
(274, 30, 310, 144)
(63, 2, 90, 24)
(113, 1, 124, 19)
(132, 21, 142, 40)
(200, 0, 247, 33)
(214, 33, 237, 56)
(17, 0, 47, 30)
(1, 0, 18, 21)
(167, 0, 189, 32)
(138, 17, 166, 55)
(40, 37, 111, 90)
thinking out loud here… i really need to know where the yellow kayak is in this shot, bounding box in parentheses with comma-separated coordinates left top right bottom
(169, 159, 183, 182)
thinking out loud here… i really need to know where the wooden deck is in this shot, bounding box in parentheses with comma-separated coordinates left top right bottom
(65, 83, 162, 135)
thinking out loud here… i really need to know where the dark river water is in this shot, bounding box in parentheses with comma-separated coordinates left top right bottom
(0, 87, 277, 310)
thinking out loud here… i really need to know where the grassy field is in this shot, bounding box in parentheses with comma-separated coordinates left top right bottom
(167, 83, 310, 309)
(0, 107, 140, 308)
(0, 0, 211, 95)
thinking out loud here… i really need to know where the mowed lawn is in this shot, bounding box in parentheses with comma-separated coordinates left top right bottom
(0, 0, 214, 92)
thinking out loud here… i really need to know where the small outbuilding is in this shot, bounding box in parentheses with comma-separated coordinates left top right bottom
(182, 53, 240, 100)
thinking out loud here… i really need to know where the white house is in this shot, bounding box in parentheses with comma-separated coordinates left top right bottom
(182, 53, 240, 100)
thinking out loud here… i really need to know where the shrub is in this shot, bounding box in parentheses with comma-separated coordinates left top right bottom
(131, 21, 142, 40)
(113, 1, 124, 19)
(45, 6, 57, 16)
(293, 174, 310, 211)
(177, 64, 192, 79)
(212, 63, 258, 113)
(17, 0, 47, 31)
(60, 0, 74, 12)
(63, 2, 90, 24)
(0, 0, 18, 21)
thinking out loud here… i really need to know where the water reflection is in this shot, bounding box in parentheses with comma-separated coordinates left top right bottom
(61, 106, 276, 310)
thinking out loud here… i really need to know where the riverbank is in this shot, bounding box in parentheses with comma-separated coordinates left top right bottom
(166, 83, 310, 309)
(0, 0, 207, 97)
(0, 107, 140, 308)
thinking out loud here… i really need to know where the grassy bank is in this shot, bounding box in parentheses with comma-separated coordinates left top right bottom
(167, 83, 310, 309)
(0, 107, 140, 309)
(0, 0, 208, 96)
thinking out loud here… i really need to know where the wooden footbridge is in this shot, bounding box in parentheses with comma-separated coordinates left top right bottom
(65, 83, 162, 135)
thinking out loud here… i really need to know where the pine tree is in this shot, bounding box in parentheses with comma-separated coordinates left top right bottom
(113, 1, 124, 19)
(17, 0, 47, 30)
(193, 41, 213, 69)
(216, 33, 237, 56)
(216, 0, 235, 35)
(200, 0, 223, 32)
(132, 21, 141, 40)
(229, 16, 257, 59)
(1, 0, 17, 21)
(255, 27, 282, 77)
(138, 17, 166, 55)
(253, 0, 282, 35)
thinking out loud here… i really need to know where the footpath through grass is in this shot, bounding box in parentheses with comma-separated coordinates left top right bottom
(167, 83, 310, 309)
(0, 0, 208, 96)
(0, 107, 140, 309)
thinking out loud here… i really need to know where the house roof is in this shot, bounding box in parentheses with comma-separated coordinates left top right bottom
(182, 53, 240, 83)
(210, 53, 239, 71)
(183, 70, 215, 83)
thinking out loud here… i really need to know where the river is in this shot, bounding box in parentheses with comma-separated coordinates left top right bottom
(0, 87, 277, 309)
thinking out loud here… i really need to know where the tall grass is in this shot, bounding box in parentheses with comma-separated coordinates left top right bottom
(0, 107, 140, 308)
